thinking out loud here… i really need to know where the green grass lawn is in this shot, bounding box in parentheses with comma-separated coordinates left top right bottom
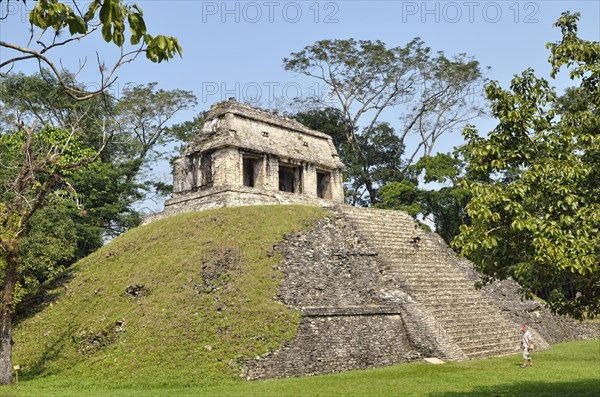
(1, 340, 598, 397)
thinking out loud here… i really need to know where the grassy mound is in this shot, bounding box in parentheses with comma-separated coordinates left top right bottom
(12, 205, 327, 385)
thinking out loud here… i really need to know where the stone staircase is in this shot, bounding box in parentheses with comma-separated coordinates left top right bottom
(338, 206, 533, 360)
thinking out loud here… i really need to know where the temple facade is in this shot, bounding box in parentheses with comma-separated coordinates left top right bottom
(155, 99, 344, 218)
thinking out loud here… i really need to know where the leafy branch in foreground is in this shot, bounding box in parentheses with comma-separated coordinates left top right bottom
(1, 0, 182, 100)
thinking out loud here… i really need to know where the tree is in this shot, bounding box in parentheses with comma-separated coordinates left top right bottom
(284, 39, 484, 205)
(374, 151, 472, 242)
(0, 123, 104, 384)
(0, 1, 182, 384)
(294, 108, 404, 205)
(453, 12, 599, 319)
(1, 72, 198, 302)
(17, 204, 79, 302)
(0, 71, 118, 286)
(413, 152, 472, 244)
(1, 0, 182, 99)
(112, 83, 197, 198)
(376, 179, 423, 219)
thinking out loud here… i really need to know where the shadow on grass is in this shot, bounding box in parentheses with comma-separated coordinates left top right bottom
(16, 324, 78, 381)
(12, 270, 77, 380)
(429, 379, 600, 397)
(14, 268, 75, 322)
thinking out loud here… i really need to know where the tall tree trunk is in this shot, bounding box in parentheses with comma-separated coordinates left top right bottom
(365, 178, 377, 206)
(0, 244, 19, 385)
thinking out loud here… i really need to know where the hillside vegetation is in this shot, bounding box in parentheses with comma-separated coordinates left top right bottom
(12, 205, 327, 386)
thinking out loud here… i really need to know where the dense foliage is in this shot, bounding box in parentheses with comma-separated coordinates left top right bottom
(0, 0, 185, 384)
(453, 12, 599, 319)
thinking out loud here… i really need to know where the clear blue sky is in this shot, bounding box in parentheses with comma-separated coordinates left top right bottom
(2, 1, 599, 210)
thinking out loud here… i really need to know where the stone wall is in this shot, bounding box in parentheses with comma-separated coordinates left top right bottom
(243, 308, 415, 379)
(274, 216, 380, 307)
(142, 188, 338, 225)
(212, 147, 240, 187)
(243, 215, 447, 379)
(480, 280, 600, 343)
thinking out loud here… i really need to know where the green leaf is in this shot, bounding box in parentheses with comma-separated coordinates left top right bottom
(67, 15, 87, 35)
(101, 23, 112, 42)
(99, 0, 113, 24)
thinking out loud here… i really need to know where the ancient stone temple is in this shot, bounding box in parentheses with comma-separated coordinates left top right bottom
(163, 98, 344, 215)
(141, 100, 595, 380)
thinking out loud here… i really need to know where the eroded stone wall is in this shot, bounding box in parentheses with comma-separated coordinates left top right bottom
(243, 216, 421, 379)
(274, 217, 380, 306)
(244, 309, 414, 379)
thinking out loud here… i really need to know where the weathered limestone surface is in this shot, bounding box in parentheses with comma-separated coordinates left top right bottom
(244, 311, 413, 379)
(339, 206, 536, 359)
(244, 216, 422, 379)
(144, 99, 345, 225)
(244, 215, 465, 380)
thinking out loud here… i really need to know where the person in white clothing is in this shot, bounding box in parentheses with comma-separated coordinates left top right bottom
(520, 325, 533, 368)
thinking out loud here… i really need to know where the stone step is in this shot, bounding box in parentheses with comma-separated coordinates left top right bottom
(385, 266, 474, 275)
(442, 331, 517, 346)
(437, 305, 506, 317)
(381, 261, 459, 269)
(423, 303, 508, 320)
(456, 336, 516, 349)
(382, 257, 465, 265)
(437, 314, 512, 328)
(405, 288, 481, 297)
(379, 246, 456, 254)
(351, 222, 414, 229)
(407, 290, 484, 301)
(382, 272, 472, 282)
(343, 216, 414, 224)
(383, 263, 461, 270)
(343, 212, 413, 222)
(412, 295, 486, 305)
(344, 215, 412, 222)
(347, 231, 414, 238)
(417, 295, 488, 304)
(432, 315, 514, 331)
(438, 319, 520, 340)
(390, 274, 477, 284)
(382, 252, 458, 261)
(439, 329, 516, 346)
(405, 280, 479, 288)
(345, 225, 416, 234)
(463, 345, 516, 359)
(340, 206, 526, 362)
(342, 208, 413, 217)
(446, 334, 519, 349)
(430, 307, 509, 320)
(423, 303, 497, 312)
(406, 285, 482, 294)
(454, 338, 515, 349)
